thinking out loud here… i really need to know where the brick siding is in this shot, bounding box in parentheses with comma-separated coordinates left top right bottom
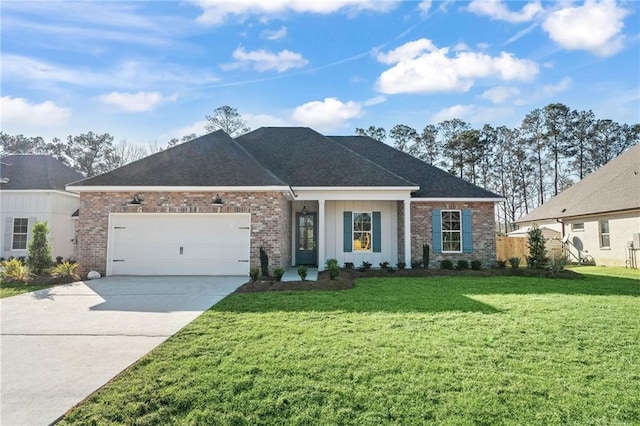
(77, 191, 291, 276)
(410, 201, 496, 268)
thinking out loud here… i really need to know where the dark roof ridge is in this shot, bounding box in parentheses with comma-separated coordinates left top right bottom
(228, 135, 288, 186)
(314, 132, 418, 188)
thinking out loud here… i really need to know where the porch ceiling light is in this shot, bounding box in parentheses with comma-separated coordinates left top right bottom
(129, 194, 143, 204)
(301, 205, 308, 215)
(212, 194, 224, 205)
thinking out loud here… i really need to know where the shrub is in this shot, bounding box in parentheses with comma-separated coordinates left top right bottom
(52, 261, 79, 278)
(56, 256, 64, 265)
(397, 261, 406, 270)
(379, 261, 390, 270)
(440, 259, 454, 270)
(297, 265, 308, 280)
(508, 257, 521, 269)
(326, 259, 340, 280)
(471, 260, 482, 270)
(527, 225, 547, 269)
(325, 258, 339, 269)
(1, 258, 32, 282)
(259, 247, 269, 276)
(273, 267, 285, 282)
(547, 256, 568, 275)
(357, 261, 372, 272)
(456, 260, 469, 270)
(344, 262, 354, 269)
(387, 266, 395, 273)
(249, 267, 260, 282)
(411, 259, 423, 269)
(422, 243, 430, 269)
(495, 259, 507, 269)
(27, 221, 52, 275)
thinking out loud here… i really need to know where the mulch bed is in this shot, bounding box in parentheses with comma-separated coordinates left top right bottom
(234, 267, 581, 293)
(26, 274, 82, 286)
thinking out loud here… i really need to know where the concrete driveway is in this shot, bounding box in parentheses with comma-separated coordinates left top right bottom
(0, 276, 246, 426)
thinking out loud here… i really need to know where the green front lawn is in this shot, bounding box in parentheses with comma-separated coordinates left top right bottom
(0, 280, 52, 299)
(61, 273, 640, 425)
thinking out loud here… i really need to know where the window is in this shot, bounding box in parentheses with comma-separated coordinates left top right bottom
(599, 220, 610, 248)
(571, 223, 584, 231)
(442, 210, 461, 252)
(353, 212, 372, 251)
(12, 218, 28, 250)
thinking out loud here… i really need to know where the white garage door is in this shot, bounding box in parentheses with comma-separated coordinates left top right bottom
(107, 214, 250, 276)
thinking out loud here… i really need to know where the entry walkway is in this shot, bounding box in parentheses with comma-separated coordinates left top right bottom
(281, 267, 318, 282)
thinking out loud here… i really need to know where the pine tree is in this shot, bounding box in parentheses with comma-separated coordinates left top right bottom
(526, 225, 547, 269)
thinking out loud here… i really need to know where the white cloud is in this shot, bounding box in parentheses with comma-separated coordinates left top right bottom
(293, 97, 364, 132)
(375, 38, 539, 94)
(362, 95, 387, 106)
(261, 26, 287, 40)
(480, 86, 521, 104)
(1, 54, 219, 90)
(190, 0, 398, 25)
(467, 0, 543, 23)
(97, 91, 178, 112)
(0, 96, 71, 128)
(431, 103, 513, 124)
(417, 0, 432, 16)
(542, 0, 628, 56)
(222, 47, 308, 73)
(514, 76, 573, 105)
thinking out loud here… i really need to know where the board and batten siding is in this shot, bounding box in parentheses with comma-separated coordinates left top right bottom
(0, 191, 79, 259)
(324, 200, 398, 267)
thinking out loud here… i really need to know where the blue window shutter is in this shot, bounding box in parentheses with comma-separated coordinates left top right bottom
(343, 211, 352, 252)
(432, 209, 442, 253)
(462, 209, 473, 253)
(372, 212, 381, 253)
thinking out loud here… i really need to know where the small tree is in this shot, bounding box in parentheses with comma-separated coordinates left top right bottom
(526, 224, 547, 269)
(27, 221, 52, 275)
(259, 247, 269, 276)
(422, 243, 430, 269)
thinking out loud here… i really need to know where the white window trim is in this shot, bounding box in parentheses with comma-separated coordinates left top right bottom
(352, 211, 372, 252)
(599, 220, 610, 249)
(441, 210, 463, 253)
(12, 217, 29, 251)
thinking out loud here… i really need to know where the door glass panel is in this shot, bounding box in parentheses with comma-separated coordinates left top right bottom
(298, 215, 315, 250)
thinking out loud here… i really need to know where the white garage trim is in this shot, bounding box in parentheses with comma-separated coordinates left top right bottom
(106, 213, 251, 276)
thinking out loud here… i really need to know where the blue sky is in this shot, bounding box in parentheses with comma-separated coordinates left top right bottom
(1, 0, 638, 146)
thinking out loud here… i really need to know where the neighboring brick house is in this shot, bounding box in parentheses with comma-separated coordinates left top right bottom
(67, 127, 502, 276)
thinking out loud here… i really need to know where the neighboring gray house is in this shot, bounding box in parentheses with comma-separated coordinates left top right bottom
(517, 143, 640, 267)
(1, 155, 84, 260)
(67, 127, 502, 276)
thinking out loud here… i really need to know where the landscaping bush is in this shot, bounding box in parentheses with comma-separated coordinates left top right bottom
(27, 221, 52, 275)
(273, 267, 284, 282)
(297, 265, 307, 280)
(547, 256, 568, 275)
(422, 243, 430, 269)
(456, 260, 469, 270)
(495, 259, 507, 269)
(411, 259, 423, 269)
(344, 262, 354, 269)
(326, 259, 340, 280)
(379, 261, 390, 270)
(249, 267, 260, 282)
(56, 256, 64, 265)
(1, 258, 32, 282)
(508, 257, 521, 269)
(52, 261, 78, 278)
(440, 259, 454, 270)
(471, 260, 482, 270)
(357, 261, 372, 272)
(527, 225, 547, 269)
(397, 261, 406, 270)
(259, 247, 269, 276)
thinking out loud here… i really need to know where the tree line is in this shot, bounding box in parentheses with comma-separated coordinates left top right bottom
(356, 103, 639, 233)
(0, 106, 250, 178)
(2, 103, 637, 232)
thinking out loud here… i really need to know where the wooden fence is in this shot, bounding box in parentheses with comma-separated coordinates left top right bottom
(495, 236, 528, 263)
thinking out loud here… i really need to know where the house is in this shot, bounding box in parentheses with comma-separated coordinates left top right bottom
(66, 127, 502, 276)
(506, 225, 563, 260)
(1, 154, 84, 260)
(516, 143, 640, 267)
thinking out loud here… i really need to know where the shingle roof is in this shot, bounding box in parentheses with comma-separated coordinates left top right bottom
(71, 131, 286, 187)
(235, 127, 415, 187)
(517, 143, 640, 223)
(0, 154, 84, 191)
(329, 135, 502, 198)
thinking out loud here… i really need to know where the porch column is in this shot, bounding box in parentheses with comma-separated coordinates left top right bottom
(404, 198, 411, 268)
(318, 199, 326, 271)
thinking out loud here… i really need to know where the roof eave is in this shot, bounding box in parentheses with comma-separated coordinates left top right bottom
(65, 185, 292, 193)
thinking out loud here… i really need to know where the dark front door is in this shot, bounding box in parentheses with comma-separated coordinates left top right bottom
(296, 212, 317, 265)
